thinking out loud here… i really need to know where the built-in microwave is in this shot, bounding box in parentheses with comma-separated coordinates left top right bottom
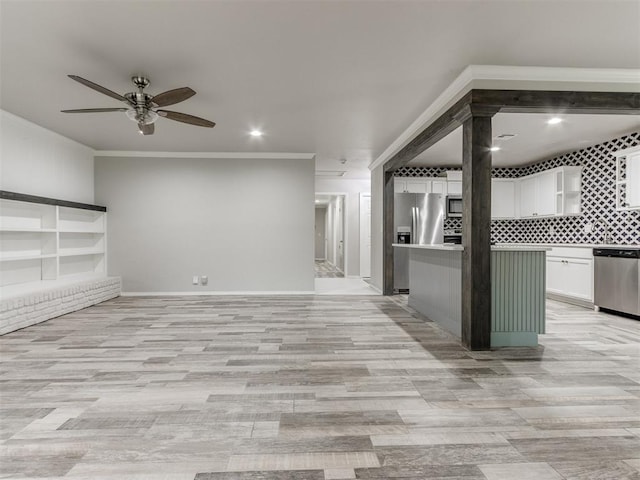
(446, 195, 462, 218)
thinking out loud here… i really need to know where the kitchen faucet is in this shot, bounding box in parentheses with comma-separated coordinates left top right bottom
(592, 218, 612, 244)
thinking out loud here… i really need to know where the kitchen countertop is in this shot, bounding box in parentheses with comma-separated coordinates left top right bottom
(495, 243, 640, 249)
(392, 244, 550, 252)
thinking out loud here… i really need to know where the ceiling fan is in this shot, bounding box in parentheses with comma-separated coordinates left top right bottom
(61, 75, 215, 135)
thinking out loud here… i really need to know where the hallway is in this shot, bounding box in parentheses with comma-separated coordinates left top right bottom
(1, 296, 639, 479)
(314, 260, 344, 278)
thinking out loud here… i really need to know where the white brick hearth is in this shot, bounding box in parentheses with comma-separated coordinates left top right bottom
(0, 277, 121, 335)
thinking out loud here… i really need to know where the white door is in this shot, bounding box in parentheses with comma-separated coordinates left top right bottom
(314, 207, 326, 260)
(491, 179, 516, 219)
(519, 176, 537, 217)
(405, 179, 429, 193)
(627, 152, 640, 208)
(564, 259, 593, 301)
(359, 193, 371, 278)
(546, 258, 564, 294)
(536, 171, 556, 216)
(336, 196, 345, 273)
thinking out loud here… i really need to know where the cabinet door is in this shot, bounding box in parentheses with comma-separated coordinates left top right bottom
(491, 179, 516, 219)
(627, 152, 640, 208)
(519, 177, 537, 217)
(546, 258, 565, 294)
(394, 178, 407, 193)
(406, 180, 429, 193)
(447, 181, 462, 195)
(431, 180, 447, 194)
(536, 171, 556, 216)
(564, 259, 593, 301)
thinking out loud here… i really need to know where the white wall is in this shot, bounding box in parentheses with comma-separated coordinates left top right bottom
(0, 110, 94, 203)
(370, 165, 384, 292)
(315, 177, 370, 277)
(95, 155, 315, 293)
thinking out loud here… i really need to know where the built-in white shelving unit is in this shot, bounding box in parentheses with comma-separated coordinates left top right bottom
(0, 192, 107, 297)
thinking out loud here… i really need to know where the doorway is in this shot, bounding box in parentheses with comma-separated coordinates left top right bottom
(315, 194, 345, 278)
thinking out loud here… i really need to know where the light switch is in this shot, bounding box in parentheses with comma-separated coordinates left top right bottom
(192, 275, 199, 285)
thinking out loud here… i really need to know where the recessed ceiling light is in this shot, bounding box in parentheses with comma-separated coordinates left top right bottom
(547, 117, 563, 125)
(315, 199, 320, 203)
(249, 129, 263, 137)
(490, 146, 501, 152)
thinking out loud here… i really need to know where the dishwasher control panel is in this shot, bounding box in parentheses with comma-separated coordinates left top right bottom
(593, 248, 640, 258)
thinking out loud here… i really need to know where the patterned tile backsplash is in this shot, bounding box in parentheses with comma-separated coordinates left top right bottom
(395, 132, 640, 245)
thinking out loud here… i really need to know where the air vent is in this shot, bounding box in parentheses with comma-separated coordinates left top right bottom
(494, 133, 518, 141)
(315, 171, 346, 177)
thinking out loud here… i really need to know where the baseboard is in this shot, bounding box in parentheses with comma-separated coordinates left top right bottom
(546, 292, 594, 309)
(121, 290, 316, 296)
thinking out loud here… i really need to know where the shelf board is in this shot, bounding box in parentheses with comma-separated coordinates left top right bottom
(58, 250, 104, 258)
(0, 253, 57, 262)
(58, 229, 105, 234)
(0, 228, 57, 233)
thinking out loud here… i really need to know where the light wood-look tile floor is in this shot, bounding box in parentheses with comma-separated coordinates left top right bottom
(1, 296, 639, 479)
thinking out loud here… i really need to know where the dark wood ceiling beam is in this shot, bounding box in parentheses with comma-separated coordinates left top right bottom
(471, 89, 640, 115)
(384, 92, 473, 173)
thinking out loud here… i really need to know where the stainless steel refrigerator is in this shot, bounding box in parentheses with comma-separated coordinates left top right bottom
(394, 193, 445, 292)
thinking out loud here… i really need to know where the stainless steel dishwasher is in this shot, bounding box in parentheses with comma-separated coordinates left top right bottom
(593, 248, 640, 317)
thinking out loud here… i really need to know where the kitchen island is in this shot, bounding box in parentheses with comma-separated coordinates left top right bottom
(393, 244, 549, 347)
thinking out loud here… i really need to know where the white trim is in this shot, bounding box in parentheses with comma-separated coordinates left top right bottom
(121, 291, 316, 296)
(95, 150, 315, 160)
(369, 65, 640, 172)
(359, 192, 372, 279)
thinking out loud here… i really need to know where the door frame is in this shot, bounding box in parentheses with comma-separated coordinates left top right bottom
(359, 192, 371, 278)
(315, 192, 348, 276)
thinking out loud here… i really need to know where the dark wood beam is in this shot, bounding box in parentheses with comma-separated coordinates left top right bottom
(384, 92, 475, 173)
(471, 89, 640, 115)
(383, 170, 395, 295)
(0, 190, 107, 212)
(461, 114, 493, 350)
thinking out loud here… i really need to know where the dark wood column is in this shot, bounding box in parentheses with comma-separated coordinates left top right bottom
(383, 170, 395, 295)
(461, 114, 493, 350)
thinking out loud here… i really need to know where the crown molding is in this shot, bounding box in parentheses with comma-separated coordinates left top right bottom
(94, 151, 316, 160)
(369, 65, 640, 172)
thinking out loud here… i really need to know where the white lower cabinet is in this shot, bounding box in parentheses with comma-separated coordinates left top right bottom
(546, 247, 593, 303)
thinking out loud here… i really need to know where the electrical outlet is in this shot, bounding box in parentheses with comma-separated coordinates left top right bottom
(192, 275, 199, 285)
(549, 225, 555, 235)
(201, 275, 208, 286)
(584, 223, 593, 234)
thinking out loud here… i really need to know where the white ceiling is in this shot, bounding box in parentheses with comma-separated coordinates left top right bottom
(410, 113, 640, 168)
(1, 1, 639, 178)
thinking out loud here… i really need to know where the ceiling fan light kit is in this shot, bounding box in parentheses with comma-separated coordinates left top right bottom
(61, 75, 215, 136)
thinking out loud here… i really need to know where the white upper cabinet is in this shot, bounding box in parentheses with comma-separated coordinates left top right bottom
(518, 166, 581, 219)
(394, 177, 447, 194)
(615, 146, 640, 210)
(491, 179, 516, 219)
(405, 179, 429, 193)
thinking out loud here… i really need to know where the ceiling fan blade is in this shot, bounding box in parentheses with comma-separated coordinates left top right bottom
(157, 110, 215, 128)
(139, 123, 155, 135)
(68, 75, 128, 102)
(151, 87, 196, 107)
(61, 108, 129, 113)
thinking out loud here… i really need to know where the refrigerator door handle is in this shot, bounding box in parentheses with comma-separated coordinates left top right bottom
(411, 207, 417, 244)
